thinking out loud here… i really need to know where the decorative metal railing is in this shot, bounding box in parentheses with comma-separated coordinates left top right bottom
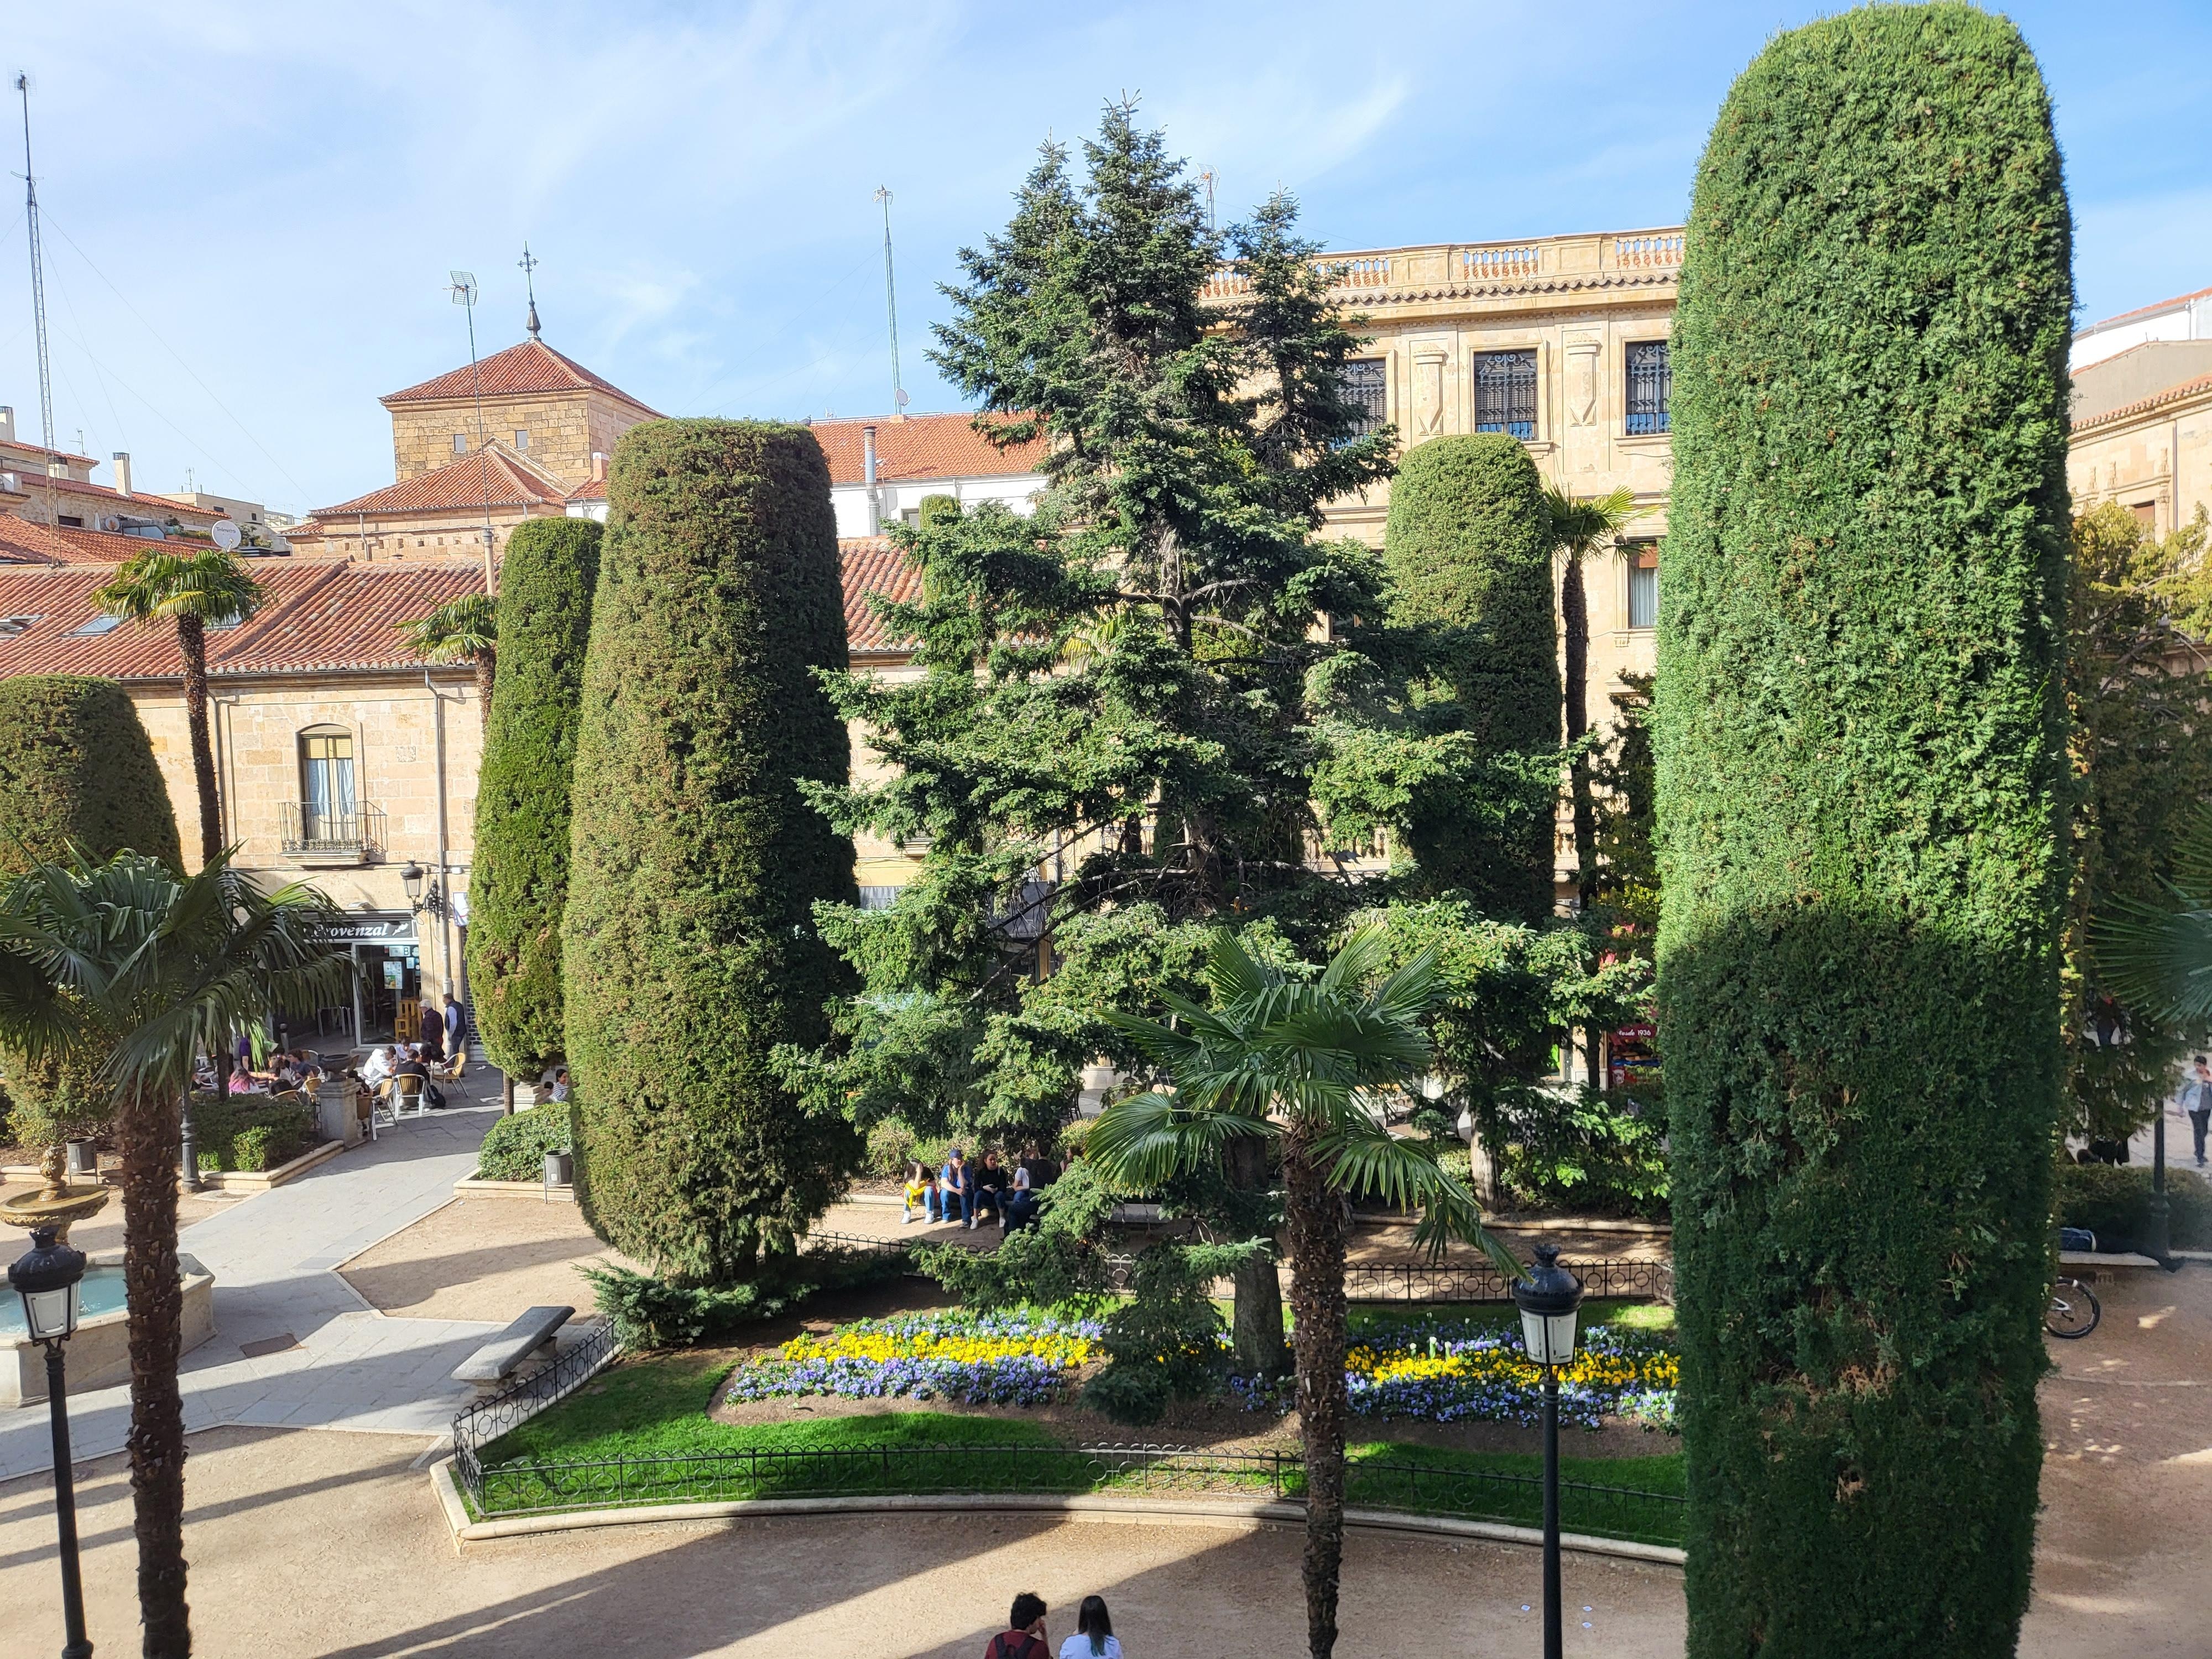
(1093, 1253, 1671, 1306)
(450, 1318, 619, 1501)
(457, 1437, 1684, 1542)
(279, 801, 387, 858)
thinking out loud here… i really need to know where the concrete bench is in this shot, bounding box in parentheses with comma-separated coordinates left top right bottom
(2060, 1250, 2163, 1270)
(453, 1306, 573, 1385)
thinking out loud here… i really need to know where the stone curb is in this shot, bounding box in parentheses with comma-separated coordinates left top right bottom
(453, 1177, 576, 1202)
(191, 1137, 346, 1194)
(426, 1460, 1684, 1566)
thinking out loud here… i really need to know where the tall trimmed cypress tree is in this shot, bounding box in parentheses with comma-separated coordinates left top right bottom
(1383, 434, 1559, 921)
(0, 675, 181, 878)
(1655, 9, 2072, 1655)
(563, 420, 859, 1281)
(467, 516, 602, 1081)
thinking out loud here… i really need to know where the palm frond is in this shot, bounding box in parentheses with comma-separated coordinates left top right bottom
(399, 592, 498, 661)
(1086, 1087, 1276, 1190)
(1313, 1115, 1522, 1276)
(2094, 895, 2212, 1029)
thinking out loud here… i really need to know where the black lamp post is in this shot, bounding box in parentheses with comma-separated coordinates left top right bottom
(1513, 1243, 1585, 1659)
(10, 1225, 95, 1658)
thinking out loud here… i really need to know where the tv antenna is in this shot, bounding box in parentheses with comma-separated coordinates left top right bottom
(450, 269, 497, 589)
(15, 75, 54, 462)
(518, 242, 541, 340)
(873, 187, 906, 417)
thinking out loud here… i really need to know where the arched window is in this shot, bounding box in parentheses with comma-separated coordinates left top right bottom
(299, 726, 357, 838)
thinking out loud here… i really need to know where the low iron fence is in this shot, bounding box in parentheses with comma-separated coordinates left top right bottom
(1095, 1254, 1671, 1306)
(451, 1318, 620, 1499)
(453, 1436, 1683, 1544)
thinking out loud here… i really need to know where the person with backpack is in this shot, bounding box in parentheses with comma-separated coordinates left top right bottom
(984, 1592, 1049, 1659)
(1060, 1595, 1121, 1659)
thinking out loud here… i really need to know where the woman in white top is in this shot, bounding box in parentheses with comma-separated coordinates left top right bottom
(1058, 1596, 1120, 1659)
(359, 1046, 393, 1089)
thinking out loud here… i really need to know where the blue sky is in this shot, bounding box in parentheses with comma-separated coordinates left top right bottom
(4, 1, 2208, 517)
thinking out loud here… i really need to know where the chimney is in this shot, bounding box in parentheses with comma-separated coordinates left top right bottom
(112, 452, 133, 499)
(589, 451, 608, 483)
(862, 424, 880, 535)
(0, 407, 13, 445)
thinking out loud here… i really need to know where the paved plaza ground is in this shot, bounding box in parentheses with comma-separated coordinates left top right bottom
(0, 1097, 2204, 1655)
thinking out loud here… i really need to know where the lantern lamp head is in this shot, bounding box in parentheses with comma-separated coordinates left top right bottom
(1512, 1242, 1584, 1369)
(8, 1225, 87, 1344)
(400, 861, 426, 902)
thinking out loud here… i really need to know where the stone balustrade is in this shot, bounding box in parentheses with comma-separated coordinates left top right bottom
(1201, 227, 1686, 301)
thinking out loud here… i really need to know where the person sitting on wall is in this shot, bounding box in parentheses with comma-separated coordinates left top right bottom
(941, 1148, 975, 1228)
(973, 1151, 1008, 1226)
(1001, 1156, 1041, 1236)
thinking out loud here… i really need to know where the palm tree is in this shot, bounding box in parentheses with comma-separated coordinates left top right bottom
(2095, 802, 2212, 1026)
(1542, 485, 1647, 1087)
(94, 549, 266, 868)
(0, 850, 348, 1658)
(1088, 927, 1517, 1659)
(400, 591, 498, 729)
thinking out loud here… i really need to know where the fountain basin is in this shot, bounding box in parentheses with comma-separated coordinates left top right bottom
(0, 1249, 215, 1407)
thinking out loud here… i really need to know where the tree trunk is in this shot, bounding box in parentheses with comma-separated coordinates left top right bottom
(1283, 1130, 1349, 1659)
(120, 1084, 192, 1656)
(474, 648, 495, 731)
(1227, 1136, 1288, 1380)
(178, 614, 221, 869)
(1561, 552, 1603, 1088)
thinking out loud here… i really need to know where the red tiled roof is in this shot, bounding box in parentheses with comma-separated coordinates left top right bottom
(2073, 370, 2212, 433)
(311, 444, 571, 518)
(0, 561, 486, 681)
(8, 474, 225, 524)
(840, 536, 921, 653)
(2076, 284, 2212, 340)
(0, 516, 74, 565)
(0, 439, 99, 469)
(52, 526, 218, 565)
(806, 413, 1047, 488)
(566, 475, 607, 502)
(382, 338, 659, 413)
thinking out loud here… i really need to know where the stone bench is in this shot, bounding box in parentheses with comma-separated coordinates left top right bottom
(453, 1306, 573, 1386)
(2060, 1250, 2163, 1270)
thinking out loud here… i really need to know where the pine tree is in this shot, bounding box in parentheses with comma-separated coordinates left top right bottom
(1656, 9, 2072, 1653)
(564, 420, 858, 1281)
(467, 517, 602, 1082)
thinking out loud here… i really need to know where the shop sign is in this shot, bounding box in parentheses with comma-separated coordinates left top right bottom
(328, 915, 416, 943)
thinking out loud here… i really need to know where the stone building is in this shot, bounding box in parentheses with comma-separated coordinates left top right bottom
(2066, 289, 2212, 539)
(286, 327, 658, 568)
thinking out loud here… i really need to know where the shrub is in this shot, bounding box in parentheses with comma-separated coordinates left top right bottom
(467, 517, 602, 1079)
(1081, 1241, 1247, 1426)
(862, 1119, 956, 1182)
(474, 1104, 575, 1182)
(187, 1091, 318, 1173)
(1381, 435, 1559, 921)
(0, 675, 181, 879)
(2056, 1161, 2212, 1249)
(1492, 1086, 1669, 1221)
(1654, 10, 2073, 1655)
(914, 1159, 1121, 1313)
(582, 1248, 905, 1349)
(565, 420, 862, 1282)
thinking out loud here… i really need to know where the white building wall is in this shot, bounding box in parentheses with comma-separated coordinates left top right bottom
(829, 474, 1045, 539)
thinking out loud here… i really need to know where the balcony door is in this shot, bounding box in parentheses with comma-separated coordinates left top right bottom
(300, 727, 357, 844)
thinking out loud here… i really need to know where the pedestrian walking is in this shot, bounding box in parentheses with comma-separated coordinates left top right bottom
(2185, 1055, 2212, 1168)
(444, 993, 468, 1077)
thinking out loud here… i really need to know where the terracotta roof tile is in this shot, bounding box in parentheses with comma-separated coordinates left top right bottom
(2072, 369, 2212, 433)
(0, 516, 72, 565)
(807, 413, 1047, 488)
(565, 475, 608, 502)
(9, 474, 225, 524)
(311, 444, 571, 518)
(0, 560, 484, 680)
(839, 536, 921, 653)
(382, 338, 659, 413)
(50, 526, 222, 565)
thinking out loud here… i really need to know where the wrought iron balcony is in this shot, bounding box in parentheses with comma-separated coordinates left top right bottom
(280, 802, 387, 864)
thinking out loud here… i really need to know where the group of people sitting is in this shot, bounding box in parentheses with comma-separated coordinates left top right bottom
(984, 1592, 1121, 1659)
(356, 1042, 450, 1110)
(190, 1046, 326, 1097)
(904, 1144, 1062, 1234)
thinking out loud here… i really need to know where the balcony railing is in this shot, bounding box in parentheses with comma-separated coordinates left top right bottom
(280, 802, 387, 862)
(1199, 228, 1686, 301)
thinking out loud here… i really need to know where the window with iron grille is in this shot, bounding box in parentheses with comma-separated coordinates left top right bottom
(1625, 341, 1671, 435)
(1474, 350, 1537, 439)
(1338, 359, 1386, 437)
(1626, 544, 1659, 630)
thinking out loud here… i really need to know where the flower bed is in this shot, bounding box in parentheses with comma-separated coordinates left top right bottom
(1229, 1319, 1678, 1430)
(722, 1311, 1103, 1408)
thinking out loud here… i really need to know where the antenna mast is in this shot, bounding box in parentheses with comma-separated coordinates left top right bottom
(450, 270, 496, 591)
(873, 187, 906, 418)
(16, 75, 54, 460)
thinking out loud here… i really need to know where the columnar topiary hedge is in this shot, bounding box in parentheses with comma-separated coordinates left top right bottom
(467, 516, 603, 1079)
(563, 420, 860, 1282)
(0, 675, 181, 877)
(1654, 9, 2072, 1657)
(1382, 434, 1559, 922)
(0, 676, 182, 1144)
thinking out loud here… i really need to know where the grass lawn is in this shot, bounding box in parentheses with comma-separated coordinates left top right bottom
(469, 1344, 1682, 1544)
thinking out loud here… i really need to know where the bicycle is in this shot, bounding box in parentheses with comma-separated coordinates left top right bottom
(2046, 1277, 2101, 1339)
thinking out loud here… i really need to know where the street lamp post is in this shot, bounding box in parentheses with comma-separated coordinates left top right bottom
(10, 1224, 94, 1658)
(1513, 1243, 1585, 1659)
